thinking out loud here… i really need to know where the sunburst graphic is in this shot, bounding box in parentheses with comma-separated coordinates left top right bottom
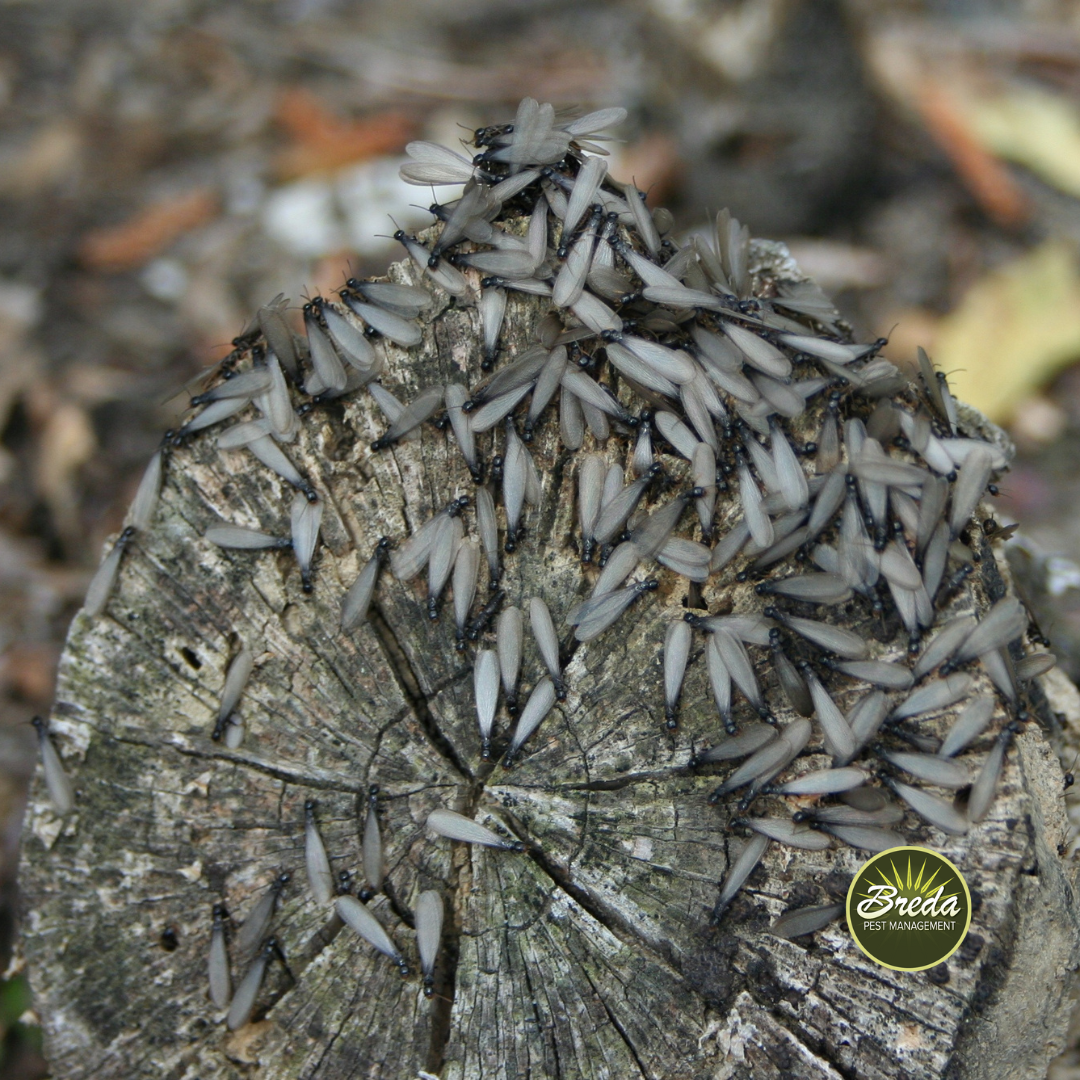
(854, 854, 961, 908)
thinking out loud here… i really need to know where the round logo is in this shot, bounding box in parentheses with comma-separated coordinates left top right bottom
(846, 847, 971, 971)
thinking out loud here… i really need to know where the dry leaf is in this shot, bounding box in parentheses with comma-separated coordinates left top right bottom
(916, 80, 1029, 227)
(273, 89, 414, 179)
(935, 240, 1080, 422)
(0, 121, 82, 196)
(964, 85, 1080, 201)
(79, 189, 218, 272)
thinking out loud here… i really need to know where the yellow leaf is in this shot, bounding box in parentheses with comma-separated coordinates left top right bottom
(965, 85, 1080, 199)
(935, 241, 1080, 422)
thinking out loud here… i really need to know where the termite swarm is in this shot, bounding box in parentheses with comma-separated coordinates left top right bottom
(37, 96, 1060, 1043)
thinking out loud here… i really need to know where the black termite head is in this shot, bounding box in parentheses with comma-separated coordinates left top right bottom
(211, 714, 229, 742)
(423, 975, 435, 997)
(427, 596, 440, 621)
(159, 926, 179, 951)
(368, 783, 379, 805)
(301, 571, 314, 595)
(664, 708, 677, 731)
(375, 536, 392, 560)
(370, 436, 396, 452)
(480, 736, 492, 762)
(358, 884, 375, 902)
(449, 495, 471, 516)
(336, 869, 352, 895)
(212, 902, 228, 923)
(273, 871, 291, 893)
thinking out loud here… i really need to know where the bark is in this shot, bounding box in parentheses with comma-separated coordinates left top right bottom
(17, 251, 1080, 1080)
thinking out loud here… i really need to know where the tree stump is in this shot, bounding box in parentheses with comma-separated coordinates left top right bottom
(17, 232, 1080, 1080)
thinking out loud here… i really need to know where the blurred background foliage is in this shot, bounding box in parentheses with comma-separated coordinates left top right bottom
(2, 0, 1080, 1075)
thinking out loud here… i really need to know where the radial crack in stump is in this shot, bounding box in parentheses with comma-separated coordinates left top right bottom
(19, 98, 1080, 1080)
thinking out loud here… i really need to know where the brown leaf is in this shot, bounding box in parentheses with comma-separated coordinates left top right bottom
(1, 643, 59, 706)
(273, 89, 415, 179)
(916, 80, 1030, 228)
(78, 188, 219, 272)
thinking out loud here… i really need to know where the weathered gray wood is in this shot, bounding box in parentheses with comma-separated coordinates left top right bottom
(18, 249, 1080, 1080)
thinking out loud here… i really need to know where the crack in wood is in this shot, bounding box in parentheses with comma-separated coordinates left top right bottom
(367, 601, 475, 782)
(581, 966, 651, 1080)
(516, 833, 687, 985)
